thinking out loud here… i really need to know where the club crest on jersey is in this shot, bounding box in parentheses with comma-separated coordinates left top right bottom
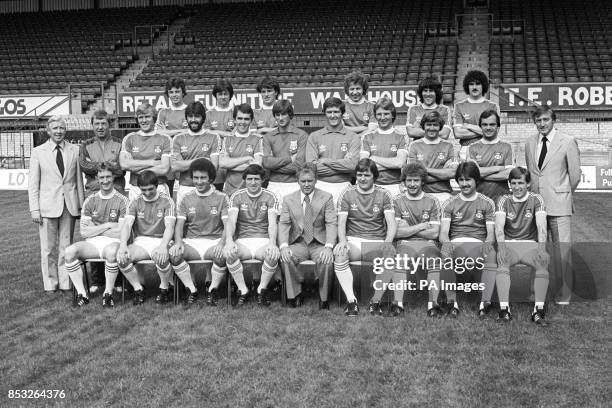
(342, 112, 350, 120)
(240, 203, 248, 211)
(318, 144, 327, 153)
(416, 115, 423, 123)
(524, 209, 533, 218)
(154, 145, 162, 154)
(372, 204, 380, 213)
(390, 144, 398, 152)
(422, 210, 430, 220)
(246, 144, 254, 154)
(227, 120, 235, 128)
(340, 143, 348, 152)
(259, 203, 268, 212)
(188, 207, 196, 215)
(475, 210, 484, 220)
(362, 113, 370, 121)
(180, 145, 189, 153)
(506, 211, 516, 220)
(156, 209, 163, 218)
(454, 211, 463, 220)
(350, 203, 358, 211)
(289, 140, 298, 153)
(109, 209, 117, 220)
(494, 152, 502, 161)
(417, 153, 424, 161)
(202, 144, 210, 152)
(462, 113, 471, 120)
(210, 206, 218, 215)
(182, 119, 188, 128)
(437, 152, 446, 160)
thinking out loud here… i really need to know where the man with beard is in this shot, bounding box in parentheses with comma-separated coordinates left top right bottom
(171, 101, 220, 206)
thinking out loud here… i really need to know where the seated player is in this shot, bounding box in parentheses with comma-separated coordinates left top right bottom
(453, 70, 499, 159)
(171, 101, 220, 205)
(306, 97, 360, 204)
(407, 111, 456, 205)
(120, 102, 172, 202)
(155, 77, 188, 137)
(388, 163, 442, 317)
(169, 158, 229, 307)
(279, 163, 337, 309)
(219, 103, 263, 197)
(406, 75, 452, 141)
(467, 109, 514, 204)
(253, 76, 281, 137)
(223, 164, 280, 306)
(262, 99, 308, 203)
(342, 70, 377, 137)
(65, 163, 129, 307)
(334, 158, 396, 316)
(360, 96, 409, 197)
(116, 171, 176, 305)
(439, 161, 496, 317)
(495, 167, 549, 325)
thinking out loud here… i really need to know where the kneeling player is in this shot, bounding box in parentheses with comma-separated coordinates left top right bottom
(334, 158, 396, 316)
(169, 158, 229, 306)
(391, 163, 442, 317)
(439, 162, 496, 317)
(117, 171, 176, 305)
(65, 163, 129, 307)
(223, 164, 280, 306)
(495, 167, 549, 324)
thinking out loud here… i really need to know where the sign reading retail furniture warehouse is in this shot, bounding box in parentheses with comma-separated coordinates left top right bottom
(117, 86, 419, 116)
(0, 94, 70, 118)
(500, 83, 612, 111)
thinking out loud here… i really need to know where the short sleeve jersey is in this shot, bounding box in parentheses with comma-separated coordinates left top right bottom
(393, 193, 441, 241)
(468, 140, 513, 202)
(496, 192, 545, 241)
(204, 107, 235, 131)
(453, 99, 499, 146)
(253, 107, 276, 129)
(407, 139, 454, 193)
(172, 130, 220, 186)
(305, 127, 361, 183)
(156, 106, 188, 130)
(361, 129, 409, 185)
(178, 187, 228, 239)
(127, 193, 175, 238)
(222, 133, 263, 195)
(441, 193, 495, 241)
(343, 99, 376, 128)
(228, 188, 279, 239)
(337, 185, 394, 240)
(81, 190, 129, 224)
(262, 126, 309, 183)
(407, 104, 453, 137)
(121, 130, 172, 185)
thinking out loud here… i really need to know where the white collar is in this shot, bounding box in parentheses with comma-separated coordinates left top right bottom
(195, 185, 216, 197)
(188, 128, 208, 137)
(246, 189, 263, 198)
(377, 127, 395, 135)
(421, 103, 438, 109)
(142, 192, 159, 202)
(357, 185, 375, 194)
(346, 97, 366, 105)
(480, 138, 499, 145)
(138, 129, 157, 137)
(467, 97, 486, 104)
(234, 130, 251, 138)
(214, 104, 233, 112)
(540, 128, 556, 142)
(404, 192, 425, 201)
(512, 193, 529, 202)
(300, 191, 314, 203)
(459, 193, 478, 201)
(97, 189, 116, 200)
(260, 104, 273, 110)
(422, 137, 441, 145)
(169, 103, 187, 111)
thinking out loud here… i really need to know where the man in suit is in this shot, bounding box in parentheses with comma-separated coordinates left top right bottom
(525, 106, 581, 304)
(278, 163, 337, 308)
(29, 115, 84, 292)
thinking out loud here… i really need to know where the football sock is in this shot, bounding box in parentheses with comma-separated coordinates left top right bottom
(209, 264, 225, 291)
(534, 270, 549, 305)
(426, 270, 441, 305)
(227, 259, 248, 295)
(496, 269, 511, 306)
(393, 270, 406, 304)
(66, 260, 86, 296)
(173, 261, 196, 293)
(119, 263, 143, 291)
(257, 260, 277, 293)
(334, 260, 356, 303)
(156, 263, 171, 290)
(103, 262, 119, 295)
(480, 268, 497, 304)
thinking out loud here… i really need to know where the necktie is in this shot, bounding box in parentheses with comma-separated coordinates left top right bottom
(303, 195, 314, 244)
(56, 145, 64, 177)
(538, 136, 548, 170)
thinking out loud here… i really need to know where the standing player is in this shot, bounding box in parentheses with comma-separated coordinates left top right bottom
(169, 158, 229, 306)
(219, 103, 263, 197)
(64, 163, 129, 307)
(360, 96, 409, 197)
(495, 167, 549, 324)
(262, 99, 308, 203)
(453, 70, 499, 159)
(120, 102, 172, 202)
(156, 77, 189, 136)
(253, 76, 281, 137)
(305, 97, 360, 204)
(407, 111, 456, 205)
(116, 171, 176, 305)
(439, 162, 496, 317)
(387, 163, 442, 317)
(171, 101, 220, 205)
(406, 75, 452, 141)
(467, 110, 514, 203)
(334, 158, 396, 316)
(223, 164, 280, 307)
(342, 70, 377, 137)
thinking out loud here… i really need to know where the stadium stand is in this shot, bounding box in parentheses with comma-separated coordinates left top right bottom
(488, 0, 612, 84)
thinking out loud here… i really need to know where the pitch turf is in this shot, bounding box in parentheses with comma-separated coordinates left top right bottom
(0, 191, 610, 407)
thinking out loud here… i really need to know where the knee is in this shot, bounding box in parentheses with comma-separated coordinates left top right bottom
(64, 245, 77, 263)
(169, 254, 182, 266)
(102, 247, 117, 263)
(265, 252, 279, 265)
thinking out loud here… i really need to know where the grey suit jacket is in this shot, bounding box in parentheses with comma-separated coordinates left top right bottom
(28, 139, 84, 217)
(279, 188, 337, 246)
(525, 129, 581, 216)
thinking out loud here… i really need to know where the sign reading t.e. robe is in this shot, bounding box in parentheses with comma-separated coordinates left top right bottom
(500, 83, 612, 111)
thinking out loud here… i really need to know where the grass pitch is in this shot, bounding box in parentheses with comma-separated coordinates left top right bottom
(0, 191, 610, 408)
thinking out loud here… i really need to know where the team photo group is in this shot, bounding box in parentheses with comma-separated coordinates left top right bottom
(28, 69, 580, 326)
